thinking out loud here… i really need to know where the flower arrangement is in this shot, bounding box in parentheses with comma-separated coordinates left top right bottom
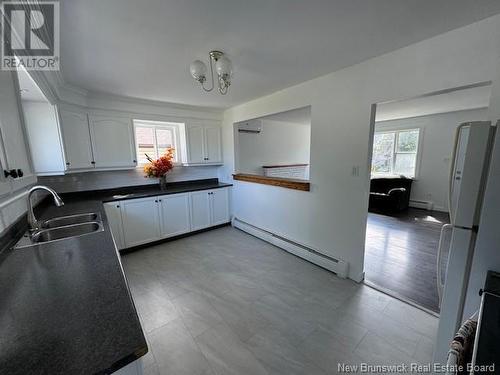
(143, 148, 175, 189)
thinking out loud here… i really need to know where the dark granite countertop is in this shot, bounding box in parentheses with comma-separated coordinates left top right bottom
(61, 178, 232, 203)
(0, 179, 232, 375)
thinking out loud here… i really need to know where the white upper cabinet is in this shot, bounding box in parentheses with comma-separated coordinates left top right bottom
(89, 114, 136, 168)
(186, 124, 205, 164)
(184, 122, 222, 165)
(29, 107, 138, 174)
(23, 102, 65, 175)
(0, 140, 12, 198)
(58, 108, 94, 170)
(204, 125, 222, 163)
(0, 71, 34, 192)
(159, 193, 191, 238)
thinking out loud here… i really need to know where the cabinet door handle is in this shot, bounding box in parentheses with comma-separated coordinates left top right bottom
(159, 199, 162, 202)
(4, 169, 18, 178)
(116, 205, 120, 208)
(66, 162, 70, 166)
(91, 161, 96, 165)
(155, 200, 158, 203)
(133, 160, 137, 163)
(16, 169, 23, 178)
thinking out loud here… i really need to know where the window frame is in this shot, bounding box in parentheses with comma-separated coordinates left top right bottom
(133, 120, 183, 166)
(371, 128, 421, 179)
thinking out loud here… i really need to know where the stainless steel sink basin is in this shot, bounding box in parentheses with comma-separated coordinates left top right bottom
(14, 221, 104, 248)
(32, 222, 102, 243)
(41, 213, 99, 229)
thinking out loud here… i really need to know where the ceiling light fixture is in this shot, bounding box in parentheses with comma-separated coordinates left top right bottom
(190, 51, 232, 95)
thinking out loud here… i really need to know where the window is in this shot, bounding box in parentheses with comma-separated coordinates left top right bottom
(133, 120, 181, 165)
(371, 128, 420, 178)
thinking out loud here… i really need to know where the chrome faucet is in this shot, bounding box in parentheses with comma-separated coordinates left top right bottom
(27, 185, 64, 232)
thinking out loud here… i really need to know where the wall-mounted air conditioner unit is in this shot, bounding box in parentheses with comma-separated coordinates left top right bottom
(236, 119, 262, 134)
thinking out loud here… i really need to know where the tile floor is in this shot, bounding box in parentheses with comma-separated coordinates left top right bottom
(121, 226, 438, 375)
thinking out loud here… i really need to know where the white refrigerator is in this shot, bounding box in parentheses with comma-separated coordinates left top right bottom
(433, 121, 496, 365)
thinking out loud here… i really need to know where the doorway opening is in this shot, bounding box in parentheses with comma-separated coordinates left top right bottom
(363, 83, 492, 314)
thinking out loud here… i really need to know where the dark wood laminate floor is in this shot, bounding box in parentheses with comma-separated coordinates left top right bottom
(364, 208, 450, 313)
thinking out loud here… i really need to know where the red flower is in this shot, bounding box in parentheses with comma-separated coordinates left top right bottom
(144, 148, 175, 178)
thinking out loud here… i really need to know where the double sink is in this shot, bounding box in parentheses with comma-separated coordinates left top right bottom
(15, 213, 104, 249)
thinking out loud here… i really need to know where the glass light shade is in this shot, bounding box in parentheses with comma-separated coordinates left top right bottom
(215, 56, 232, 76)
(190, 60, 207, 79)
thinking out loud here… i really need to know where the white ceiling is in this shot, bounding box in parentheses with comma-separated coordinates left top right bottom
(375, 85, 492, 122)
(262, 106, 311, 126)
(60, 0, 500, 108)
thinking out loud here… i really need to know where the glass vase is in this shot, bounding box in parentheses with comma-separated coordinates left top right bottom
(159, 175, 167, 190)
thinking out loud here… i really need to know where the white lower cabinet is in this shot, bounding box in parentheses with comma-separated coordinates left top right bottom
(105, 188, 230, 250)
(104, 202, 125, 250)
(190, 188, 230, 230)
(112, 359, 143, 375)
(190, 190, 212, 231)
(211, 188, 230, 226)
(159, 193, 191, 238)
(121, 197, 161, 248)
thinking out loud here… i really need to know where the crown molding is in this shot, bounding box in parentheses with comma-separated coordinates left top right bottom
(26, 70, 224, 120)
(86, 90, 223, 114)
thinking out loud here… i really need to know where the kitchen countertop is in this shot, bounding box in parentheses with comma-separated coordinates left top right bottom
(77, 178, 232, 203)
(0, 179, 232, 375)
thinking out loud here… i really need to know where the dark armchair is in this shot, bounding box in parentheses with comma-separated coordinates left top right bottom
(369, 177, 413, 213)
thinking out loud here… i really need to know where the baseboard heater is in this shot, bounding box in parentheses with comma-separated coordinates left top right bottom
(232, 217, 348, 278)
(409, 199, 434, 210)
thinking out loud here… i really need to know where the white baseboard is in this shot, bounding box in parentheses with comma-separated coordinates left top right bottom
(232, 217, 348, 278)
(409, 200, 448, 213)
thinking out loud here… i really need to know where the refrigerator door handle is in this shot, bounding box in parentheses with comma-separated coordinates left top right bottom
(448, 123, 468, 223)
(437, 223, 453, 306)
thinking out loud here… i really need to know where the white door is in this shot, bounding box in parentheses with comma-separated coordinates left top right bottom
(104, 202, 125, 250)
(159, 193, 191, 238)
(0, 71, 34, 190)
(190, 191, 211, 230)
(59, 108, 94, 170)
(120, 197, 161, 247)
(186, 124, 205, 164)
(210, 188, 229, 225)
(204, 126, 222, 163)
(434, 227, 475, 364)
(89, 115, 136, 168)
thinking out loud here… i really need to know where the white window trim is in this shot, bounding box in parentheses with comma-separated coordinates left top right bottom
(371, 127, 422, 179)
(133, 119, 184, 166)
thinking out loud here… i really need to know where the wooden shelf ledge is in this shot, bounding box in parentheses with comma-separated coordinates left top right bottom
(232, 173, 310, 191)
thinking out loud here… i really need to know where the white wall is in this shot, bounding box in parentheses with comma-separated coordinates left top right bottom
(38, 166, 219, 193)
(219, 15, 500, 281)
(374, 108, 488, 212)
(238, 119, 310, 175)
